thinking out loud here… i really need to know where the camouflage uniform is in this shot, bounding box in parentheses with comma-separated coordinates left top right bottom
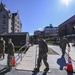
(60, 37, 70, 56)
(0, 37, 5, 59)
(7, 39, 15, 70)
(34, 36, 49, 71)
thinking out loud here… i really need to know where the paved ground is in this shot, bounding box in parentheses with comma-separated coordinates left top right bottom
(0, 44, 75, 75)
(0, 65, 74, 75)
(48, 43, 75, 71)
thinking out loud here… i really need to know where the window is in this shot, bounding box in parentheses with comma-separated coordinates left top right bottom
(3, 20, 6, 24)
(0, 9, 2, 12)
(2, 25, 6, 29)
(3, 15, 6, 18)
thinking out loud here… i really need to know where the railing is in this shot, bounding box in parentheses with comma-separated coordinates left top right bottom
(15, 44, 29, 63)
(35, 46, 39, 68)
(65, 47, 75, 62)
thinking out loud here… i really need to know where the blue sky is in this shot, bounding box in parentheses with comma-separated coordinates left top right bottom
(1, 0, 75, 35)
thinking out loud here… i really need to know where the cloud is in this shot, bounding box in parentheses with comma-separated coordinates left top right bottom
(30, 33, 33, 35)
(38, 28, 43, 31)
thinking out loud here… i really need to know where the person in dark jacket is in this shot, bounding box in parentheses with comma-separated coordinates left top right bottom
(7, 38, 15, 70)
(60, 37, 70, 57)
(34, 36, 49, 72)
(0, 37, 5, 59)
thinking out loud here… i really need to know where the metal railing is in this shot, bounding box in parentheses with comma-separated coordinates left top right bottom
(65, 47, 75, 62)
(15, 44, 29, 62)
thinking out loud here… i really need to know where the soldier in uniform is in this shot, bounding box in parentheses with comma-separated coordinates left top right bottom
(0, 37, 5, 59)
(34, 36, 49, 72)
(60, 37, 70, 57)
(7, 38, 15, 70)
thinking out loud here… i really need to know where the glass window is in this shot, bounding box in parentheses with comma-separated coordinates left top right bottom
(3, 15, 6, 18)
(3, 20, 6, 24)
(0, 9, 2, 12)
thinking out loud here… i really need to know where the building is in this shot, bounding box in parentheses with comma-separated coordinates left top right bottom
(44, 24, 58, 38)
(58, 15, 75, 37)
(0, 2, 22, 34)
(34, 30, 44, 37)
(0, 32, 29, 52)
(12, 12, 22, 33)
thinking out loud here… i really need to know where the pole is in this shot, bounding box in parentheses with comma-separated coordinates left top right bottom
(35, 46, 38, 68)
(21, 49, 22, 61)
(68, 46, 70, 56)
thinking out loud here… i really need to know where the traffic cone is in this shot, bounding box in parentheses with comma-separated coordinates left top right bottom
(66, 56, 73, 72)
(12, 56, 16, 66)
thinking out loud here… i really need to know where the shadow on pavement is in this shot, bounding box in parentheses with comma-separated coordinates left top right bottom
(0, 65, 11, 75)
(32, 71, 47, 75)
(57, 56, 67, 70)
(32, 71, 39, 75)
(42, 71, 47, 75)
(67, 71, 73, 75)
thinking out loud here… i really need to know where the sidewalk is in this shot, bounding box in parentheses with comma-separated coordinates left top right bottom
(48, 44, 75, 72)
(16, 45, 51, 72)
(48, 43, 75, 61)
(66, 43, 75, 61)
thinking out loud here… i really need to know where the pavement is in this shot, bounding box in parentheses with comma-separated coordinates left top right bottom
(48, 43, 75, 72)
(0, 44, 75, 75)
(48, 43, 75, 61)
(66, 43, 75, 61)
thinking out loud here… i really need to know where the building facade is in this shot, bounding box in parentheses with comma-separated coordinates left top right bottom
(34, 30, 44, 37)
(0, 3, 22, 34)
(34, 24, 58, 39)
(58, 15, 75, 37)
(12, 13, 22, 33)
(44, 24, 58, 38)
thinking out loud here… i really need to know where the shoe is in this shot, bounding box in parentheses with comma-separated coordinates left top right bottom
(33, 68, 39, 72)
(44, 68, 49, 72)
(7, 67, 12, 71)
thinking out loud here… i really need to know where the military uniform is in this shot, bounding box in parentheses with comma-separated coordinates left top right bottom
(0, 38, 5, 59)
(34, 38, 49, 72)
(60, 38, 70, 56)
(7, 39, 15, 70)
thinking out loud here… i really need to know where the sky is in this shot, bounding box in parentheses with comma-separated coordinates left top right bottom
(1, 0, 75, 35)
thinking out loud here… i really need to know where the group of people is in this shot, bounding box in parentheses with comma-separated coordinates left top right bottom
(0, 37, 15, 71)
(0, 36, 70, 72)
(33, 36, 70, 72)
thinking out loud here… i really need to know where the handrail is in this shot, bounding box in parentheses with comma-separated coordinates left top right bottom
(65, 48, 75, 62)
(65, 51, 75, 62)
(15, 44, 29, 62)
(35, 46, 38, 68)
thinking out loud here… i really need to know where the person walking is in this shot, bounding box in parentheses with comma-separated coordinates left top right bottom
(7, 38, 15, 70)
(0, 37, 5, 59)
(60, 37, 70, 57)
(34, 36, 49, 72)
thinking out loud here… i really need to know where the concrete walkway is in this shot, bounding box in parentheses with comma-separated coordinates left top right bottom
(48, 43, 75, 61)
(16, 45, 36, 71)
(16, 45, 51, 72)
(66, 43, 75, 61)
(16, 45, 69, 72)
(48, 44, 75, 72)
